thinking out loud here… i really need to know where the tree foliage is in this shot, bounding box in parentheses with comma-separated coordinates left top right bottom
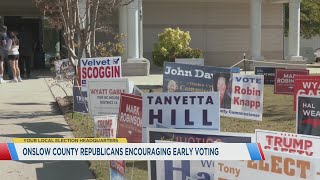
(285, 0, 320, 39)
(32, 0, 121, 65)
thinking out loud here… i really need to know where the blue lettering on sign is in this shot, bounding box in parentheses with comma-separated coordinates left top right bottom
(81, 59, 111, 66)
(164, 160, 214, 180)
(235, 77, 261, 84)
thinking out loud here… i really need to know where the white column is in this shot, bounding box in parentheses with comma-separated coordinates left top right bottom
(250, 0, 264, 60)
(127, 0, 140, 59)
(287, 0, 303, 60)
(138, 0, 143, 58)
(119, 5, 128, 61)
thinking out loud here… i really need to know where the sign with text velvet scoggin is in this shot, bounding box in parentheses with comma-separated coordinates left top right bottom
(79, 56, 122, 92)
(142, 92, 220, 142)
(147, 128, 253, 180)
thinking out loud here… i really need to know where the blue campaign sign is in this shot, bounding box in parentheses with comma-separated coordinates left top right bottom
(147, 128, 253, 180)
(163, 62, 233, 92)
(254, 67, 284, 85)
(73, 86, 88, 113)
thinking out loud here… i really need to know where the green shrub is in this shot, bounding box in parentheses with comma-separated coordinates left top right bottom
(152, 28, 203, 67)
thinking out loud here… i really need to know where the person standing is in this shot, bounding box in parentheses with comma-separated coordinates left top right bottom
(19, 25, 33, 79)
(1, 26, 13, 80)
(0, 27, 5, 84)
(7, 32, 21, 82)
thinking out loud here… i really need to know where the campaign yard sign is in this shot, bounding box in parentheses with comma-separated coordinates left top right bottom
(94, 115, 117, 138)
(54, 59, 74, 81)
(256, 129, 320, 157)
(142, 92, 220, 142)
(297, 95, 320, 136)
(254, 67, 284, 85)
(147, 128, 253, 180)
(163, 62, 233, 92)
(79, 56, 122, 92)
(117, 93, 142, 143)
(87, 78, 129, 116)
(110, 160, 125, 180)
(73, 86, 88, 113)
(214, 150, 320, 180)
(294, 75, 320, 111)
(274, 69, 309, 94)
(216, 74, 264, 121)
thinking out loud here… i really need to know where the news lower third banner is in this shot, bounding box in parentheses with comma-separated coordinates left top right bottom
(0, 138, 265, 161)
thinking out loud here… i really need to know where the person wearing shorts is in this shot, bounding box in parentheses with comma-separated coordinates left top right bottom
(0, 27, 6, 84)
(7, 31, 21, 83)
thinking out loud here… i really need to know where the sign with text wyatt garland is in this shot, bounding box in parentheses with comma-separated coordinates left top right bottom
(87, 78, 129, 116)
(79, 56, 122, 92)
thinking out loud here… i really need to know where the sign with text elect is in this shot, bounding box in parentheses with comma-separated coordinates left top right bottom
(256, 129, 320, 157)
(214, 150, 320, 180)
(274, 69, 309, 94)
(297, 95, 320, 137)
(117, 93, 142, 143)
(218, 74, 264, 121)
(294, 75, 320, 111)
(79, 56, 122, 92)
(142, 92, 220, 142)
(87, 78, 129, 116)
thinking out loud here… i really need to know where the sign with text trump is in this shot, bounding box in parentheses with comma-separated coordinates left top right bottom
(294, 75, 320, 111)
(218, 74, 264, 121)
(297, 95, 320, 136)
(117, 93, 142, 143)
(142, 92, 220, 142)
(87, 78, 129, 116)
(79, 56, 122, 92)
(256, 129, 320, 157)
(274, 69, 309, 94)
(94, 115, 117, 138)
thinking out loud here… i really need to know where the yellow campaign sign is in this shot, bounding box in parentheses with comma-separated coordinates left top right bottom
(13, 138, 128, 143)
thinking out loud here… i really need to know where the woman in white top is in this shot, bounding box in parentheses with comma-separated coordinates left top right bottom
(7, 32, 21, 82)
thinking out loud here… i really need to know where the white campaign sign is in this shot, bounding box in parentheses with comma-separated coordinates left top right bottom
(87, 78, 129, 116)
(54, 59, 74, 81)
(142, 92, 220, 142)
(256, 129, 320, 157)
(80, 56, 122, 92)
(220, 74, 264, 121)
(215, 150, 320, 180)
(94, 115, 118, 138)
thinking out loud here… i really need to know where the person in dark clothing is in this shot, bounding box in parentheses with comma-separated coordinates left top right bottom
(19, 25, 34, 78)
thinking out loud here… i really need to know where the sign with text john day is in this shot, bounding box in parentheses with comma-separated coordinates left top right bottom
(254, 67, 284, 85)
(294, 75, 320, 111)
(94, 115, 117, 138)
(163, 62, 234, 92)
(274, 69, 309, 94)
(87, 78, 129, 116)
(256, 129, 320, 157)
(217, 74, 264, 121)
(73, 86, 88, 113)
(297, 95, 320, 136)
(214, 150, 320, 180)
(117, 93, 142, 143)
(147, 128, 253, 180)
(79, 56, 122, 92)
(142, 92, 220, 141)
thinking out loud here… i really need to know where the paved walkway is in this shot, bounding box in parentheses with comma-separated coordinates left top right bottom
(0, 78, 95, 180)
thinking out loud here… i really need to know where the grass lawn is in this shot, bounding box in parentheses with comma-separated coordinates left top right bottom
(60, 85, 296, 180)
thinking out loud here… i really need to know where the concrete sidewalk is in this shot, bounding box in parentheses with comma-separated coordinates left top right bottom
(0, 78, 95, 180)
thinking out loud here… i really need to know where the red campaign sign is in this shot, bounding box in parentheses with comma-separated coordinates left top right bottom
(274, 69, 309, 94)
(110, 160, 125, 176)
(294, 75, 320, 111)
(117, 93, 142, 143)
